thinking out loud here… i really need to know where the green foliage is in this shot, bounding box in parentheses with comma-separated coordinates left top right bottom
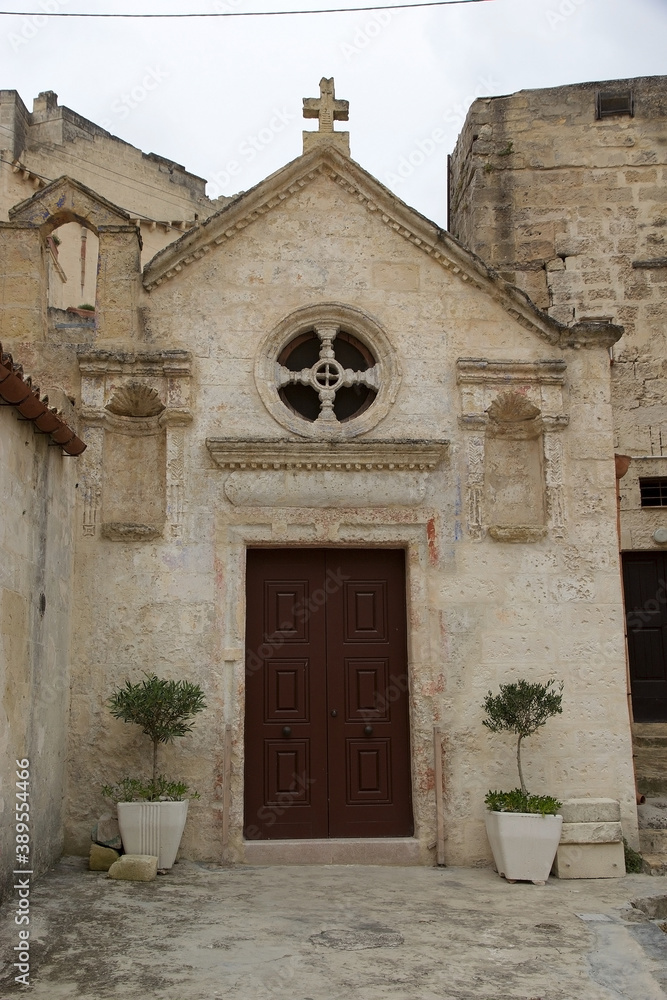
(483, 678, 563, 740)
(78, 303, 95, 311)
(108, 673, 206, 747)
(623, 837, 643, 874)
(102, 775, 199, 803)
(485, 788, 561, 816)
(482, 677, 563, 795)
(498, 141, 514, 156)
(106, 672, 206, 791)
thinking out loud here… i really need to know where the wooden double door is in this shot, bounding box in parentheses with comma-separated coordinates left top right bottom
(623, 551, 667, 721)
(244, 549, 413, 840)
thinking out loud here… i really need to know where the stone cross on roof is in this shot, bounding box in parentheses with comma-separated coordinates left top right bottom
(302, 77, 350, 156)
(303, 77, 349, 133)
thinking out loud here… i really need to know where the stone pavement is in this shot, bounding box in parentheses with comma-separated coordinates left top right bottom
(0, 858, 666, 999)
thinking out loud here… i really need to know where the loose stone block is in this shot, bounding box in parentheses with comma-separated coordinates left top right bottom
(560, 821, 622, 844)
(89, 844, 120, 871)
(553, 841, 625, 879)
(559, 798, 621, 824)
(107, 854, 158, 881)
(92, 813, 122, 850)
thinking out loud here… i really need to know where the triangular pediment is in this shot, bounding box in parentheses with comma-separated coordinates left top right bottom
(9, 175, 130, 232)
(142, 143, 621, 351)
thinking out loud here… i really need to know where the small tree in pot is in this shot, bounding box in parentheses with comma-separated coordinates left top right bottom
(482, 678, 564, 883)
(102, 673, 206, 869)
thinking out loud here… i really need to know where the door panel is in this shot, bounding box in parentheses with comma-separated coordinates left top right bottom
(244, 548, 413, 839)
(622, 552, 667, 722)
(245, 550, 328, 839)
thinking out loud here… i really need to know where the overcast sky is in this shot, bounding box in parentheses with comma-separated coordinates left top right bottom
(2, 0, 666, 224)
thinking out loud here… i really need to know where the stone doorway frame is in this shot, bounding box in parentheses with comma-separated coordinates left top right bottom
(215, 510, 442, 865)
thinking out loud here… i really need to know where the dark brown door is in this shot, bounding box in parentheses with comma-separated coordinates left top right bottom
(623, 551, 667, 722)
(244, 549, 413, 840)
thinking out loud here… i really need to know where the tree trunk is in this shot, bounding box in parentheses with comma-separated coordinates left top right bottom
(152, 741, 158, 786)
(516, 735, 526, 795)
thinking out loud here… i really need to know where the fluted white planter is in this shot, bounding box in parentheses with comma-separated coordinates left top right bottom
(485, 810, 563, 884)
(117, 800, 189, 870)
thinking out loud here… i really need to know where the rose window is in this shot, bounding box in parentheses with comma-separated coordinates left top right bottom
(255, 304, 401, 440)
(276, 324, 380, 425)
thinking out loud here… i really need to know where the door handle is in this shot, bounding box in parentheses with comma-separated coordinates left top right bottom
(364, 725, 373, 736)
(282, 726, 292, 737)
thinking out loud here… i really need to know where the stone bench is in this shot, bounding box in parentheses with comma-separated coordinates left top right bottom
(552, 798, 625, 879)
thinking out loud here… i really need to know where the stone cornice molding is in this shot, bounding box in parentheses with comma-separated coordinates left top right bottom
(78, 349, 191, 378)
(206, 438, 448, 471)
(141, 147, 622, 352)
(456, 359, 567, 385)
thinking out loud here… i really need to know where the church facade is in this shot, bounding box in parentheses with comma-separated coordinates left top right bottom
(0, 79, 649, 890)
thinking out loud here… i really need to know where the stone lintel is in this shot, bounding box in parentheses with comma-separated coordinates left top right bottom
(205, 438, 449, 472)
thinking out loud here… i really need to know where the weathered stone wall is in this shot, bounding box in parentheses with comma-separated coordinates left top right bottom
(449, 76, 667, 551)
(0, 89, 230, 309)
(61, 164, 637, 864)
(0, 394, 77, 903)
(0, 90, 641, 870)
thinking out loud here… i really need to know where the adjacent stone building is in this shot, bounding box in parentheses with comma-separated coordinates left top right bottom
(450, 75, 667, 741)
(1, 77, 657, 891)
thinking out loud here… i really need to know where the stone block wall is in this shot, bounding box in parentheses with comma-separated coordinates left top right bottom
(0, 394, 77, 903)
(449, 76, 667, 502)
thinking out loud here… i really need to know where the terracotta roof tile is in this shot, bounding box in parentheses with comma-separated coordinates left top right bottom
(0, 345, 86, 456)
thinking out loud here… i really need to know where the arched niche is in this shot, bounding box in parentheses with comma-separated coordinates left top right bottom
(484, 392, 547, 542)
(101, 383, 167, 541)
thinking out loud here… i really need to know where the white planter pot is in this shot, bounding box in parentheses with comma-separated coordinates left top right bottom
(485, 810, 563, 884)
(117, 800, 189, 870)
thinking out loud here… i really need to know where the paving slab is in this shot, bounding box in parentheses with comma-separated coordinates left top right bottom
(0, 857, 666, 999)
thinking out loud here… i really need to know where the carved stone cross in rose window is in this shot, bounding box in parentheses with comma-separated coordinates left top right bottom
(275, 325, 380, 424)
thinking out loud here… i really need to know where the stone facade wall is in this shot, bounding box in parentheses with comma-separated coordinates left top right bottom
(448, 75, 667, 551)
(0, 394, 77, 903)
(0, 88, 643, 870)
(57, 163, 637, 864)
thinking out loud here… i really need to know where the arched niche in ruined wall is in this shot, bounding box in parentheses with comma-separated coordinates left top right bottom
(8, 175, 141, 340)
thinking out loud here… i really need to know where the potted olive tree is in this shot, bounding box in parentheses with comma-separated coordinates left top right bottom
(102, 673, 206, 870)
(482, 678, 564, 884)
